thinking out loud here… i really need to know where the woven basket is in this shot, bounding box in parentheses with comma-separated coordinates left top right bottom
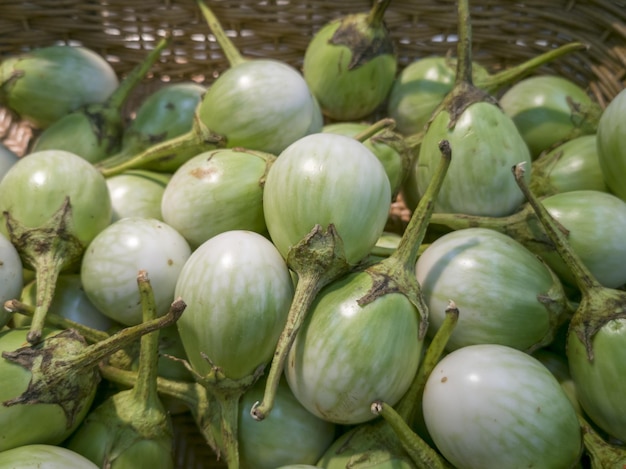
(1, 1, 624, 468)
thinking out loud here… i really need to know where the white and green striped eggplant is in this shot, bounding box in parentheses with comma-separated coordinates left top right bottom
(303, 0, 396, 121)
(529, 134, 608, 197)
(0, 232, 22, 328)
(416, 227, 571, 352)
(196, 57, 319, 156)
(500, 75, 602, 159)
(422, 344, 582, 469)
(161, 148, 275, 249)
(597, 87, 626, 202)
(0, 45, 118, 129)
(106, 170, 171, 223)
(317, 421, 414, 469)
(263, 132, 391, 265)
(417, 99, 532, 217)
(0, 444, 99, 469)
(0, 149, 112, 344)
(174, 230, 294, 381)
(285, 269, 422, 425)
(322, 121, 412, 197)
(80, 217, 191, 326)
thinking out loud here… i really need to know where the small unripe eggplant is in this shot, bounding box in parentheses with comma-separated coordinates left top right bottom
(387, 56, 489, 136)
(0, 45, 118, 128)
(0, 444, 99, 469)
(416, 227, 571, 352)
(415, 0, 531, 218)
(161, 148, 275, 249)
(67, 271, 175, 469)
(596, 87, 626, 202)
(303, 0, 396, 121)
(263, 132, 391, 265)
(80, 217, 191, 326)
(530, 134, 608, 197)
(500, 75, 602, 159)
(0, 149, 112, 344)
(238, 377, 336, 469)
(317, 305, 459, 469)
(31, 38, 170, 163)
(422, 344, 582, 469)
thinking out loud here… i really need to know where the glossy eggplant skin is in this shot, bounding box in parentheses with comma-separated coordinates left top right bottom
(285, 270, 422, 425)
(499, 75, 600, 159)
(597, 87, 626, 202)
(0, 444, 99, 468)
(417, 101, 532, 217)
(416, 227, 569, 352)
(0, 45, 118, 129)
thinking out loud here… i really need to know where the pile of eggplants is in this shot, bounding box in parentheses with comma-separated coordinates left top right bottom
(1, 0, 626, 468)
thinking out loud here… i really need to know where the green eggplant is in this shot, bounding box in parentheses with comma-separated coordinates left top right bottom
(303, 0, 396, 120)
(31, 38, 170, 163)
(0, 45, 118, 128)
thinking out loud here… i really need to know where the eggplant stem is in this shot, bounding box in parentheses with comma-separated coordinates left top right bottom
(391, 139, 452, 271)
(96, 114, 224, 176)
(130, 270, 161, 412)
(396, 301, 459, 423)
(251, 224, 351, 421)
(354, 117, 396, 143)
(455, 0, 473, 86)
(107, 36, 171, 112)
(477, 42, 588, 93)
(71, 298, 186, 371)
(512, 163, 599, 294)
(371, 399, 453, 469)
(4, 299, 110, 343)
(197, 0, 245, 67)
(367, 0, 392, 28)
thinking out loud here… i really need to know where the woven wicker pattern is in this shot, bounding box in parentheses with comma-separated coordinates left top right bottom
(1, 1, 625, 468)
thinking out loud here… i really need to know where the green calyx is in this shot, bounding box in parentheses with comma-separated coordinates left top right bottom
(2, 328, 98, 429)
(329, 9, 395, 70)
(3, 197, 86, 344)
